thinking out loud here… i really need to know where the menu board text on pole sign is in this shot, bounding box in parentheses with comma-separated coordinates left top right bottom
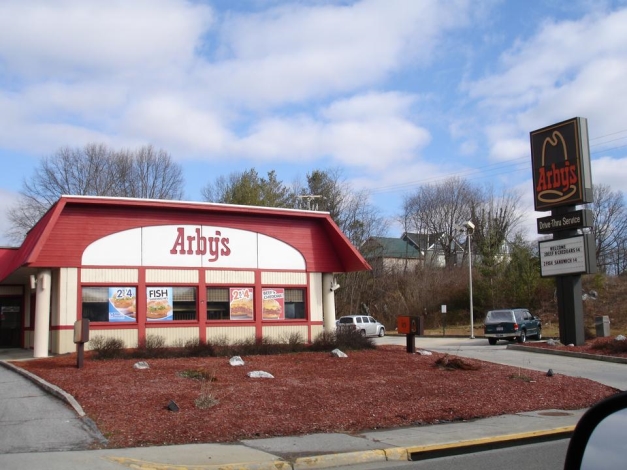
(539, 236, 588, 277)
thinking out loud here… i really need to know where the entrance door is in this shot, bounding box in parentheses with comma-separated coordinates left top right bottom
(0, 297, 22, 348)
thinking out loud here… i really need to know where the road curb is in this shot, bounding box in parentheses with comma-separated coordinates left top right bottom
(107, 446, 410, 470)
(108, 456, 294, 469)
(507, 345, 627, 364)
(407, 425, 575, 460)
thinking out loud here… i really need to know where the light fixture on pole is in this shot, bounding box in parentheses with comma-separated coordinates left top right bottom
(462, 221, 475, 339)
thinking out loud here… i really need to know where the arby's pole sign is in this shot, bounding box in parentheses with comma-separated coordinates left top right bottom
(530, 117, 595, 346)
(530, 117, 593, 212)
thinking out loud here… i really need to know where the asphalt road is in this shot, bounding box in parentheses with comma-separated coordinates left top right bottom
(374, 336, 627, 390)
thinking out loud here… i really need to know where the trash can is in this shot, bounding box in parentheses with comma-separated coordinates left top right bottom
(595, 316, 610, 337)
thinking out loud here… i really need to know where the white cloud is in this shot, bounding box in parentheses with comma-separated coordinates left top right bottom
(122, 95, 234, 155)
(232, 92, 431, 169)
(198, 0, 473, 107)
(0, 0, 212, 79)
(467, 9, 627, 107)
(0, 0, 473, 164)
(460, 5, 627, 180)
(591, 156, 627, 195)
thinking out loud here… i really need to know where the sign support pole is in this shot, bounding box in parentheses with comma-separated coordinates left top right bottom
(553, 206, 585, 346)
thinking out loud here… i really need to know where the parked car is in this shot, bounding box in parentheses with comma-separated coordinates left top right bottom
(336, 315, 385, 337)
(484, 308, 542, 345)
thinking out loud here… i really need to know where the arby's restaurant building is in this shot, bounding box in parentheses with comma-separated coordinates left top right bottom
(0, 196, 371, 357)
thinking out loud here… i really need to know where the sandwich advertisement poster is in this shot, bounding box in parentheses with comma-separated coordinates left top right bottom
(146, 287, 173, 321)
(108, 287, 136, 322)
(230, 288, 253, 320)
(262, 288, 284, 320)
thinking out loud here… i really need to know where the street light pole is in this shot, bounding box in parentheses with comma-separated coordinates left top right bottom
(460, 220, 475, 339)
(467, 230, 474, 339)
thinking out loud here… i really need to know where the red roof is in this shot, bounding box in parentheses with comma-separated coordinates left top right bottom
(0, 196, 371, 281)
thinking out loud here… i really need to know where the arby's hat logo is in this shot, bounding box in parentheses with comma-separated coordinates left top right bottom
(536, 130, 578, 204)
(530, 117, 591, 211)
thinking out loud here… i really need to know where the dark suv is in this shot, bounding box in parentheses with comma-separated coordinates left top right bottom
(484, 309, 542, 345)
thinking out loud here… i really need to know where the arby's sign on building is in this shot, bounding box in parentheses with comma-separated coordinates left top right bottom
(81, 225, 306, 270)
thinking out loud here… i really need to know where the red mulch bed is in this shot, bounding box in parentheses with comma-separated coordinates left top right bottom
(12, 345, 618, 449)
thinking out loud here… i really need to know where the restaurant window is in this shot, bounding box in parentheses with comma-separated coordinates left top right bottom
(146, 287, 197, 321)
(206, 288, 230, 320)
(172, 287, 197, 321)
(207, 287, 254, 321)
(284, 288, 305, 319)
(82, 287, 137, 323)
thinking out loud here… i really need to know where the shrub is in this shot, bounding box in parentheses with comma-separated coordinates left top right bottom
(90, 335, 126, 360)
(281, 332, 306, 352)
(206, 336, 230, 356)
(434, 354, 481, 371)
(180, 338, 217, 357)
(133, 335, 169, 359)
(195, 380, 219, 410)
(590, 338, 627, 354)
(310, 330, 338, 351)
(335, 329, 376, 350)
(179, 368, 216, 381)
(229, 337, 290, 356)
(309, 329, 376, 351)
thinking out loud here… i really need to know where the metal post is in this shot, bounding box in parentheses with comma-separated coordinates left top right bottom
(468, 232, 474, 339)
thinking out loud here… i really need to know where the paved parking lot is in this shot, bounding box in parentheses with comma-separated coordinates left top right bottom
(0, 361, 105, 454)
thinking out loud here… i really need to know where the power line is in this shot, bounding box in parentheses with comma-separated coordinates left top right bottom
(368, 132, 627, 196)
(589, 128, 627, 141)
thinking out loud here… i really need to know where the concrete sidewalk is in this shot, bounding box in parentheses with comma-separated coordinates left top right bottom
(0, 406, 581, 469)
(0, 347, 582, 470)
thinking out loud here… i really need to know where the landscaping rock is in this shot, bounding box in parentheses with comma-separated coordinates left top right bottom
(133, 361, 150, 370)
(247, 371, 274, 379)
(230, 356, 245, 366)
(331, 349, 348, 358)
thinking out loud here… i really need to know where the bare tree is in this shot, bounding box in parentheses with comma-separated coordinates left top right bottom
(590, 184, 627, 274)
(470, 186, 523, 257)
(468, 185, 524, 308)
(404, 177, 481, 267)
(117, 145, 185, 199)
(6, 143, 184, 243)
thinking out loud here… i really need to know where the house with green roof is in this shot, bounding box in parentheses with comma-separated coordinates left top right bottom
(360, 237, 422, 275)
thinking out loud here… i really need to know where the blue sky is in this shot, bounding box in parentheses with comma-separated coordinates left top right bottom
(2, 0, 627, 246)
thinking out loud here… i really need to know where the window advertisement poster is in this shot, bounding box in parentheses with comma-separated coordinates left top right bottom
(108, 287, 136, 322)
(230, 287, 253, 320)
(262, 288, 285, 320)
(146, 287, 173, 321)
